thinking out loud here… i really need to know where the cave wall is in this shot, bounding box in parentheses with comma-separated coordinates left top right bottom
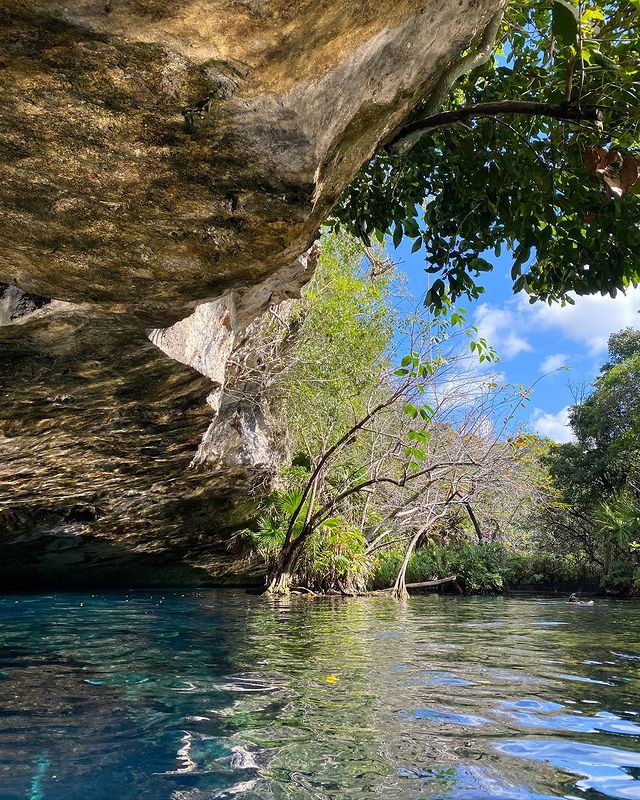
(0, 0, 503, 587)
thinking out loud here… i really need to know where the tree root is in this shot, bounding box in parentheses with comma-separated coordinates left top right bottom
(263, 572, 293, 596)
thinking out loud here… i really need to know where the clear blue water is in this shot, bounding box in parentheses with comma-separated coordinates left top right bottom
(1, 592, 640, 800)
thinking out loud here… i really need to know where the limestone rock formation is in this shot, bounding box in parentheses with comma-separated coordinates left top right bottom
(0, 0, 502, 587)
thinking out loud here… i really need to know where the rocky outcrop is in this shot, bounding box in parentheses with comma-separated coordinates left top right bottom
(0, 256, 312, 589)
(0, 251, 311, 588)
(0, 0, 502, 587)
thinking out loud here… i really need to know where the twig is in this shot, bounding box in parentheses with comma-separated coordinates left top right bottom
(494, 118, 552, 180)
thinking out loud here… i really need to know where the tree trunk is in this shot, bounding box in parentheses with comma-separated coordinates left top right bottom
(264, 531, 308, 595)
(392, 524, 429, 601)
(391, 509, 450, 600)
(264, 571, 294, 595)
(465, 502, 484, 544)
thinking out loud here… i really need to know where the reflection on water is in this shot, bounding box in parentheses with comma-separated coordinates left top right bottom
(0, 593, 639, 799)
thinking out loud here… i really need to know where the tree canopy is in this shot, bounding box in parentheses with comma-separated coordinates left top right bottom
(543, 327, 640, 589)
(546, 327, 640, 507)
(331, 0, 640, 309)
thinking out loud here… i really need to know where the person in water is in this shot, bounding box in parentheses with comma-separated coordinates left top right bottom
(568, 593, 595, 606)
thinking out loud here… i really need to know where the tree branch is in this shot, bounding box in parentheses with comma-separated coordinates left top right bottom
(465, 501, 484, 544)
(370, 575, 458, 595)
(310, 459, 481, 533)
(388, 102, 603, 154)
(388, 8, 504, 155)
(283, 385, 406, 544)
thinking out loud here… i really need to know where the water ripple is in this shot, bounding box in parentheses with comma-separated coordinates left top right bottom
(496, 739, 640, 799)
(1, 593, 640, 800)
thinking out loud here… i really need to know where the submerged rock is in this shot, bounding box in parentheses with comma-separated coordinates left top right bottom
(0, 0, 502, 587)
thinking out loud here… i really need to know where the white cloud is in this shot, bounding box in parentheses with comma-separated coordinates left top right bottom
(518, 287, 640, 356)
(475, 303, 533, 359)
(530, 405, 573, 443)
(539, 353, 568, 374)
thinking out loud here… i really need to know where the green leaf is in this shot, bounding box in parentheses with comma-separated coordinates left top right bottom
(392, 224, 403, 248)
(552, 0, 578, 47)
(404, 217, 420, 238)
(513, 274, 527, 293)
(470, 257, 492, 272)
(403, 402, 419, 419)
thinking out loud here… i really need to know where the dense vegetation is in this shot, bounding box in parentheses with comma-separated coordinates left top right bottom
(236, 232, 640, 597)
(234, 0, 640, 597)
(542, 328, 640, 592)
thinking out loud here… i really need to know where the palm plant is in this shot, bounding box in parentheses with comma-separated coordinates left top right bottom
(245, 490, 371, 593)
(594, 490, 640, 591)
(248, 489, 306, 568)
(594, 491, 640, 551)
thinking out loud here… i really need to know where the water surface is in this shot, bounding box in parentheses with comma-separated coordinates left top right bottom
(1, 593, 639, 799)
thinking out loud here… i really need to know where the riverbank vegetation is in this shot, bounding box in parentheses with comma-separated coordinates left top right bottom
(235, 233, 640, 597)
(542, 329, 640, 593)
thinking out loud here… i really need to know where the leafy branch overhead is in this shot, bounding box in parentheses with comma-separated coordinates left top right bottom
(331, 0, 640, 308)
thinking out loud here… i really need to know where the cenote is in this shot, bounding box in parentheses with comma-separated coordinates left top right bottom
(1, 593, 640, 800)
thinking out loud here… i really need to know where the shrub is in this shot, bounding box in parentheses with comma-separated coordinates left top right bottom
(243, 490, 371, 593)
(371, 540, 594, 594)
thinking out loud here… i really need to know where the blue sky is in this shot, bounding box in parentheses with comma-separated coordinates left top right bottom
(392, 237, 640, 442)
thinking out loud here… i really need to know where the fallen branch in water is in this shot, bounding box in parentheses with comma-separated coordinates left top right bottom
(291, 586, 319, 596)
(369, 575, 458, 595)
(405, 575, 458, 589)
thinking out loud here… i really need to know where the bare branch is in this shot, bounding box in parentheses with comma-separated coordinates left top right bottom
(388, 102, 603, 153)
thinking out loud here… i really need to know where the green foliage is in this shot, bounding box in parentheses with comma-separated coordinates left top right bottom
(256, 233, 636, 596)
(371, 541, 592, 593)
(331, 0, 640, 309)
(594, 490, 640, 549)
(546, 329, 640, 510)
(594, 490, 640, 590)
(281, 232, 396, 459)
(246, 489, 371, 593)
(605, 327, 640, 366)
(543, 327, 640, 592)
(601, 556, 640, 591)
(504, 549, 595, 585)
(305, 520, 371, 593)
(249, 489, 305, 563)
(260, 232, 566, 594)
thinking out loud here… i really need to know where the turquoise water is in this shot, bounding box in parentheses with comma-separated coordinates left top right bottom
(1, 593, 640, 799)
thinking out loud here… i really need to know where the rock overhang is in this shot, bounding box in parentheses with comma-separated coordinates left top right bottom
(0, 0, 504, 586)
